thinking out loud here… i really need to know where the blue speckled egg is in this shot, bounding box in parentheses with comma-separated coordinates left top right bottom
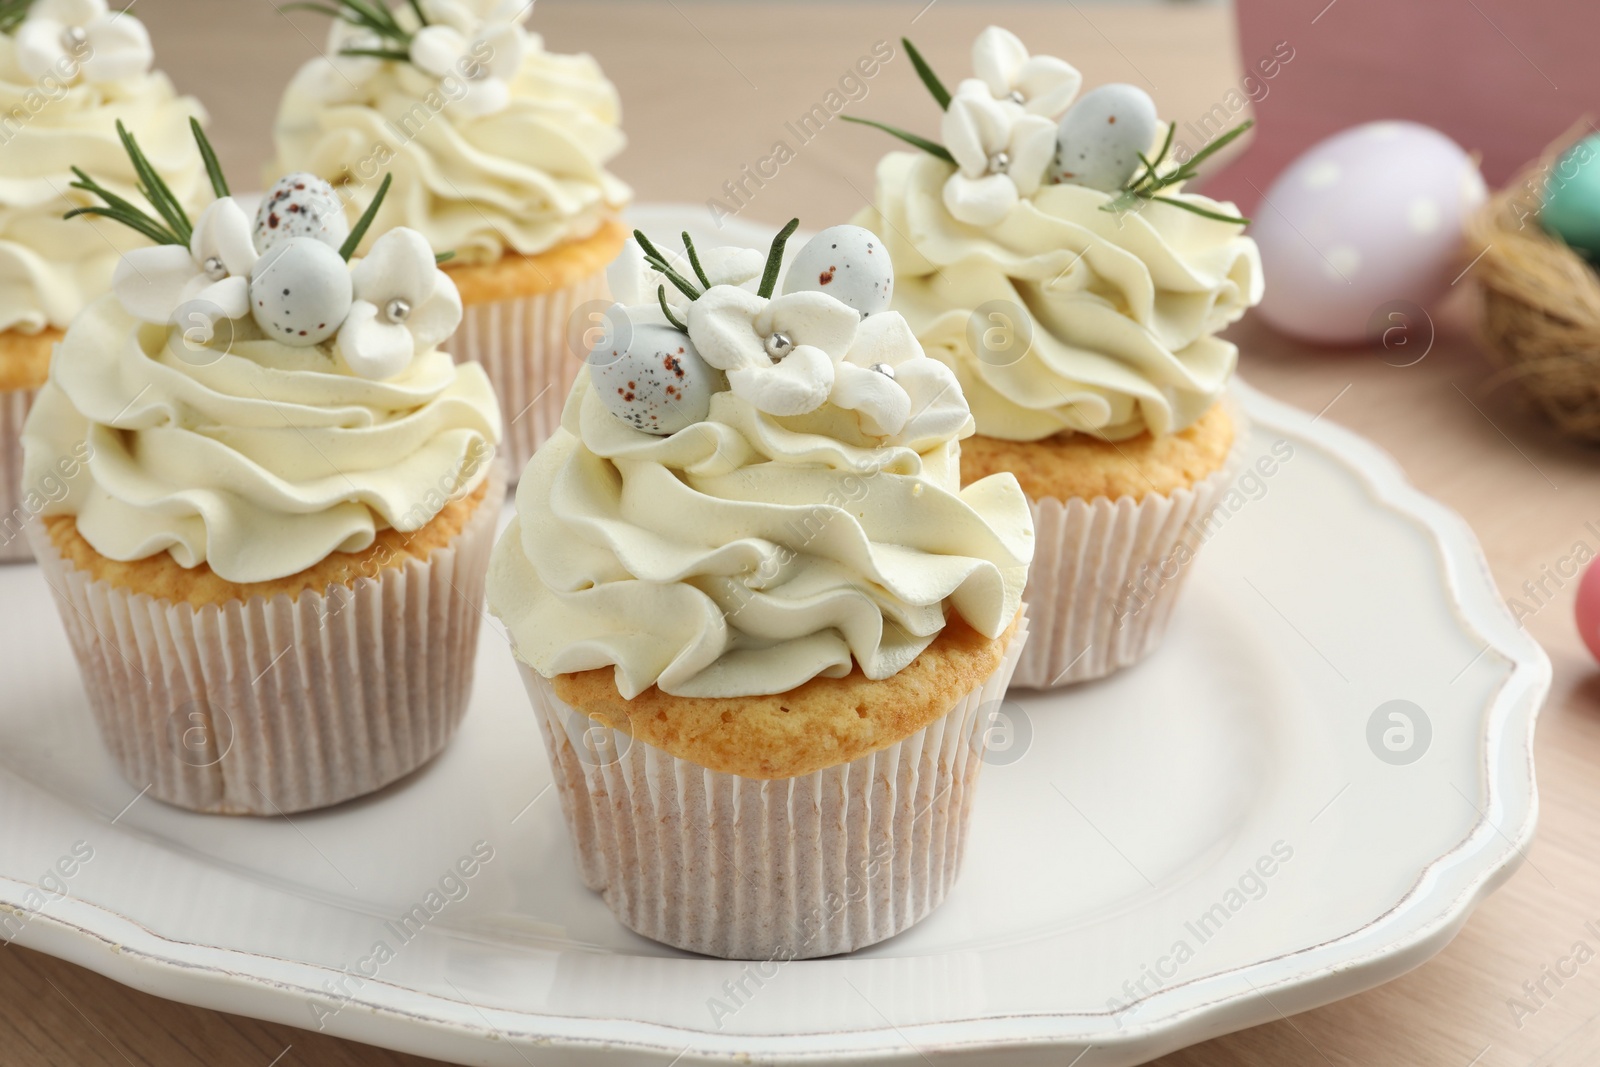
(250, 238, 353, 347)
(782, 225, 894, 316)
(1048, 83, 1161, 192)
(590, 320, 722, 435)
(1542, 135, 1600, 260)
(255, 173, 351, 254)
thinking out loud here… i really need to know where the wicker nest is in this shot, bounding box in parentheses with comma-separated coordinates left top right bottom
(1468, 127, 1600, 442)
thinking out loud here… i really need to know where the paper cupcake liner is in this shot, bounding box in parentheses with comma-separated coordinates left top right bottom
(26, 469, 505, 815)
(1012, 412, 1250, 689)
(522, 609, 1029, 960)
(0, 385, 40, 563)
(443, 270, 608, 482)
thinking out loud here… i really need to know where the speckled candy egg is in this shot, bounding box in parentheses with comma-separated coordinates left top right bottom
(255, 173, 351, 254)
(1251, 121, 1487, 344)
(1048, 83, 1160, 192)
(1541, 134, 1600, 259)
(250, 238, 354, 347)
(782, 225, 893, 316)
(591, 320, 722, 435)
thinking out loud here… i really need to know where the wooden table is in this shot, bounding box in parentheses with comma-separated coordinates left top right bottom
(7, 2, 1599, 1064)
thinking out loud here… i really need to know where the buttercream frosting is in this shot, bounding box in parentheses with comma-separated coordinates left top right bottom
(267, 2, 631, 265)
(0, 26, 205, 335)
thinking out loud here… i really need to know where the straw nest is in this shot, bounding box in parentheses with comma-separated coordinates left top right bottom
(1467, 127, 1600, 442)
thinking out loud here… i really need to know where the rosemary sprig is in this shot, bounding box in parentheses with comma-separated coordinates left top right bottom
(1101, 119, 1253, 225)
(435, 251, 456, 265)
(633, 229, 703, 302)
(117, 120, 192, 244)
(757, 218, 799, 300)
(840, 115, 955, 165)
(658, 285, 686, 331)
(282, 0, 414, 58)
(339, 172, 392, 260)
(67, 166, 182, 244)
(404, 0, 428, 27)
(191, 117, 230, 199)
(0, 0, 30, 34)
(902, 37, 950, 111)
(682, 231, 712, 289)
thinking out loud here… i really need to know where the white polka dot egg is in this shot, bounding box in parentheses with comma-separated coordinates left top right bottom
(591, 318, 723, 435)
(782, 225, 893, 317)
(250, 237, 354, 348)
(1250, 121, 1486, 344)
(255, 173, 351, 254)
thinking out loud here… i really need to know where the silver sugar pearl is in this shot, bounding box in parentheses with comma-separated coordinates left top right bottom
(869, 362, 896, 380)
(203, 255, 227, 281)
(987, 151, 1010, 175)
(764, 331, 794, 360)
(1008, 90, 1025, 105)
(61, 25, 88, 52)
(384, 297, 412, 323)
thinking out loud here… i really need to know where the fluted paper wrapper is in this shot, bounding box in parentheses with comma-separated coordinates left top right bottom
(26, 470, 505, 815)
(522, 610, 1028, 960)
(0, 385, 40, 563)
(1013, 415, 1249, 689)
(443, 271, 607, 482)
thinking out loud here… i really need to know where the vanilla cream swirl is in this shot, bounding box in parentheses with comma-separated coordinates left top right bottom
(855, 152, 1262, 441)
(0, 37, 205, 335)
(22, 295, 502, 583)
(489, 367, 1034, 700)
(269, 34, 631, 265)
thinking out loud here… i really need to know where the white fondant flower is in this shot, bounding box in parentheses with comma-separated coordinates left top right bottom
(829, 312, 968, 446)
(410, 0, 529, 118)
(686, 287, 858, 417)
(941, 80, 1057, 227)
(295, 20, 385, 105)
(971, 25, 1081, 118)
(113, 197, 258, 344)
(15, 0, 153, 85)
(338, 228, 463, 380)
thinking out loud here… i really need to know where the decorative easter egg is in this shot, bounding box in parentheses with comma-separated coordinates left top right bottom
(1047, 83, 1160, 192)
(250, 238, 354, 347)
(1251, 121, 1487, 345)
(1578, 557, 1600, 663)
(590, 319, 722, 435)
(1541, 135, 1600, 260)
(254, 173, 350, 254)
(782, 225, 894, 317)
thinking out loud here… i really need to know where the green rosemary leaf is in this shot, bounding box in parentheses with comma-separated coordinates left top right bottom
(902, 37, 951, 111)
(840, 115, 955, 164)
(405, 0, 428, 27)
(339, 46, 414, 61)
(435, 251, 456, 265)
(340, 172, 392, 260)
(279, 2, 347, 19)
(632, 229, 701, 301)
(116, 121, 192, 245)
(1175, 118, 1253, 177)
(757, 218, 800, 300)
(64, 207, 183, 247)
(342, 0, 408, 41)
(681, 231, 712, 289)
(658, 285, 687, 332)
(1148, 195, 1250, 225)
(189, 118, 230, 200)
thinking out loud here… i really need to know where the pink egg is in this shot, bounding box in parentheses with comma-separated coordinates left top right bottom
(1578, 558, 1600, 662)
(1249, 122, 1487, 345)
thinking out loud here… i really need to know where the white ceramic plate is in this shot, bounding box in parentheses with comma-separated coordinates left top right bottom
(0, 209, 1548, 1066)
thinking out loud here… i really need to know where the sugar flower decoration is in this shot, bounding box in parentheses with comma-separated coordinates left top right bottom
(14, 0, 153, 85)
(113, 197, 257, 344)
(968, 25, 1081, 118)
(941, 80, 1057, 227)
(409, 0, 529, 118)
(688, 287, 852, 417)
(339, 227, 463, 380)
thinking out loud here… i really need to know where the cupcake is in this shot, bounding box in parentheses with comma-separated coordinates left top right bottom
(0, 0, 206, 561)
(489, 221, 1033, 960)
(266, 0, 630, 480)
(849, 27, 1262, 688)
(24, 125, 504, 815)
